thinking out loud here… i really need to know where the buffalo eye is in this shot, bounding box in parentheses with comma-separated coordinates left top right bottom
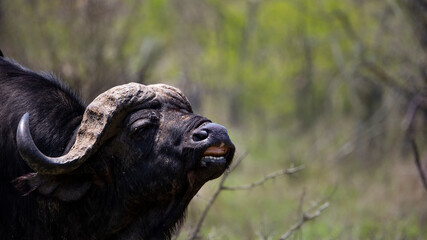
(129, 118, 158, 140)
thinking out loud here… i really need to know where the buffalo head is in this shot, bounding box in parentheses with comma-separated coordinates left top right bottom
(15, 83, 235, 239)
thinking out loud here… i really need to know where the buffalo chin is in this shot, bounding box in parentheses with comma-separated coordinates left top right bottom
(187, 153, 233, 192)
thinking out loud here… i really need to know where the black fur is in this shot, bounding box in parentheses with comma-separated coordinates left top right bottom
(0, 57, 85, 239)
(0, 56, 235, 239)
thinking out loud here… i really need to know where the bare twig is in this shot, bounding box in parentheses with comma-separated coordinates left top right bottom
(362, 60, 416, 98)
(297, 189, 306, 218)
(334, 9, 422, 101)
(402, 95, 424, 131)
(221, 165, 304, 191)
(409, 138, 427, 191)
(403, 96, 427, 192)
(278, 201, 330, 240)
(188, 152, 303, 240)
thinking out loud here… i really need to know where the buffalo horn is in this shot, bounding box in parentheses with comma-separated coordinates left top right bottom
(16, 83, 156, 174)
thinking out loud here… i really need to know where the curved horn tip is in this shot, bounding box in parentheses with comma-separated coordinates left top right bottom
(16, 113, 44, 170)
(16, 113, 89, 175)
(17, 112, 31, 147)
(16, 112, 39, 168)
(16, 113, 65, 174)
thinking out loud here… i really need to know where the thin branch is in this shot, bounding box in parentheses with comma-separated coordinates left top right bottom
(188, 153, 303, 240)
(278, 201, 330, 240)
(403, 96, 427, 192)
(228, 151, 247, 173)
(402, 95, 424, 131)
(362, 60, 416, 98)
(409, 138, 427, 191)
(221, 165, 304, 191)
(334, 9, 422, 101)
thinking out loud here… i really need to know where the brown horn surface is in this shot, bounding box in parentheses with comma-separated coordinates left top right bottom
(149, 84, 193, 112)
(17, 83, 155, 174)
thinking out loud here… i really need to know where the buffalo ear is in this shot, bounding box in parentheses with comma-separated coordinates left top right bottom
(12, 173, 92, 202)
(0, 49, 3, 57)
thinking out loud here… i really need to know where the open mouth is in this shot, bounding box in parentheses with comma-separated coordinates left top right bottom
(187, 140, 235, 188)
(200, 145, 229, 168)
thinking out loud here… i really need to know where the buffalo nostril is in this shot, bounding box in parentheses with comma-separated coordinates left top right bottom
(192, 129, 209, 142)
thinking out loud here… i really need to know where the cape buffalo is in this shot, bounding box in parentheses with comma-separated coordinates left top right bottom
(0, 53, 235, 239)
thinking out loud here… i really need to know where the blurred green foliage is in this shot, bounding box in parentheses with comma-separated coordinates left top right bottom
(1, 0, 427, 239)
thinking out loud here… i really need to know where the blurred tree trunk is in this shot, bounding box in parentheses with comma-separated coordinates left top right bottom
(400, 0, 427, 126)
(403, 0, 427, 55)
(295, 35, 314, 128)
(295, 1, 316, 129)
(401, 0, 427, 83)
(0, 0, 4, 46)
(0, 0, 2, 25)
(229, 0, 261, 126)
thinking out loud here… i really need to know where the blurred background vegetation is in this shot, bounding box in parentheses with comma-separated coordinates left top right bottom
(1, 0, 427, 239)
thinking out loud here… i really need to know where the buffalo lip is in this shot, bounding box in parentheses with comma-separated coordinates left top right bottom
(187, 143, 234, 189)
(200, 156, 227, 167)
(200, 145, 230, 168)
